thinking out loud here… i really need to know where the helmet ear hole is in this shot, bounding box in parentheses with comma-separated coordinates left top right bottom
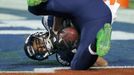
(24, 32, 53, 61)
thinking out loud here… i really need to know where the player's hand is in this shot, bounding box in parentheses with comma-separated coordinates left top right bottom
(27, 0, 47, 6)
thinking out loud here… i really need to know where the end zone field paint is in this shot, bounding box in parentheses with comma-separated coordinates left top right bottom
(0, 66, 134, 75)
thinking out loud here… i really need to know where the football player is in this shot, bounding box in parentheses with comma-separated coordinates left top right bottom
(27, 0, 112, 70)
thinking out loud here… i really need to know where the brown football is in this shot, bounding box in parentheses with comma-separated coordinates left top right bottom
(59, 27, 79, 42)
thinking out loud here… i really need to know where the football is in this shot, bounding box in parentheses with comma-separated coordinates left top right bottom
(59, 27, 79, 43)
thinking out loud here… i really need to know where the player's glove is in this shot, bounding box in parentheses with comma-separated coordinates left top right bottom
(27, 0, 48, 6)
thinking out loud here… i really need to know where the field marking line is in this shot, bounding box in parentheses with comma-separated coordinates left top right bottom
(90, 66, 134, 69)
(0, 30, 46, 35)
(0, 66, 134, 73)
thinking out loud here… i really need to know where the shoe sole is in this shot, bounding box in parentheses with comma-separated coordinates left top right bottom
(96, 23, 112, 56)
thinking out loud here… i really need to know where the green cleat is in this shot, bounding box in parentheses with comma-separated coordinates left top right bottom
(96, 23, 112, 57)
(27, 0, 47, 6)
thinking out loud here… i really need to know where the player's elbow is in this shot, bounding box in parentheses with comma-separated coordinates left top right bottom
(28, 6, 43, 16)
(28, 2, 49, 16)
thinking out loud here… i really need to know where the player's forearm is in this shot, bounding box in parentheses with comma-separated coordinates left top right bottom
(28, 0, 48, 15)
(27, 0, 47, 6)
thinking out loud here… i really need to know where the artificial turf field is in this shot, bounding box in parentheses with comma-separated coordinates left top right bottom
(0, 0, 134, 74)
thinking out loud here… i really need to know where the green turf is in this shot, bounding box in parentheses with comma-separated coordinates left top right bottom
(129, 1, 134, 9)
(0, 49, 62, 71)
(0, 50, 60, 64)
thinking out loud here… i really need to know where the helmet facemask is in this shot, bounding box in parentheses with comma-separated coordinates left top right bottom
(24, 32, 54, 61)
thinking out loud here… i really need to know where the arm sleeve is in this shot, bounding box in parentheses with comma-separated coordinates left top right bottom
(28, 2, 48, 16)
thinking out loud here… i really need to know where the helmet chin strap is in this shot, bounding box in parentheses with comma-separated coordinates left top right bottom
(45, 38, 54, 51)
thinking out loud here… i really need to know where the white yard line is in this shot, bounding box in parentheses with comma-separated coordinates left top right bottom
(0, 66, 133, 73)
(33, 66, 134, 72)
(90, 66, 134, 69)
(0, 18, 48, 29)
(0, 30, 46, 35)
(34, 67, 70, 73)
(111, 31, 134, 40)
(33, 66, 134, 73)
(0, 22, 44, 29)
